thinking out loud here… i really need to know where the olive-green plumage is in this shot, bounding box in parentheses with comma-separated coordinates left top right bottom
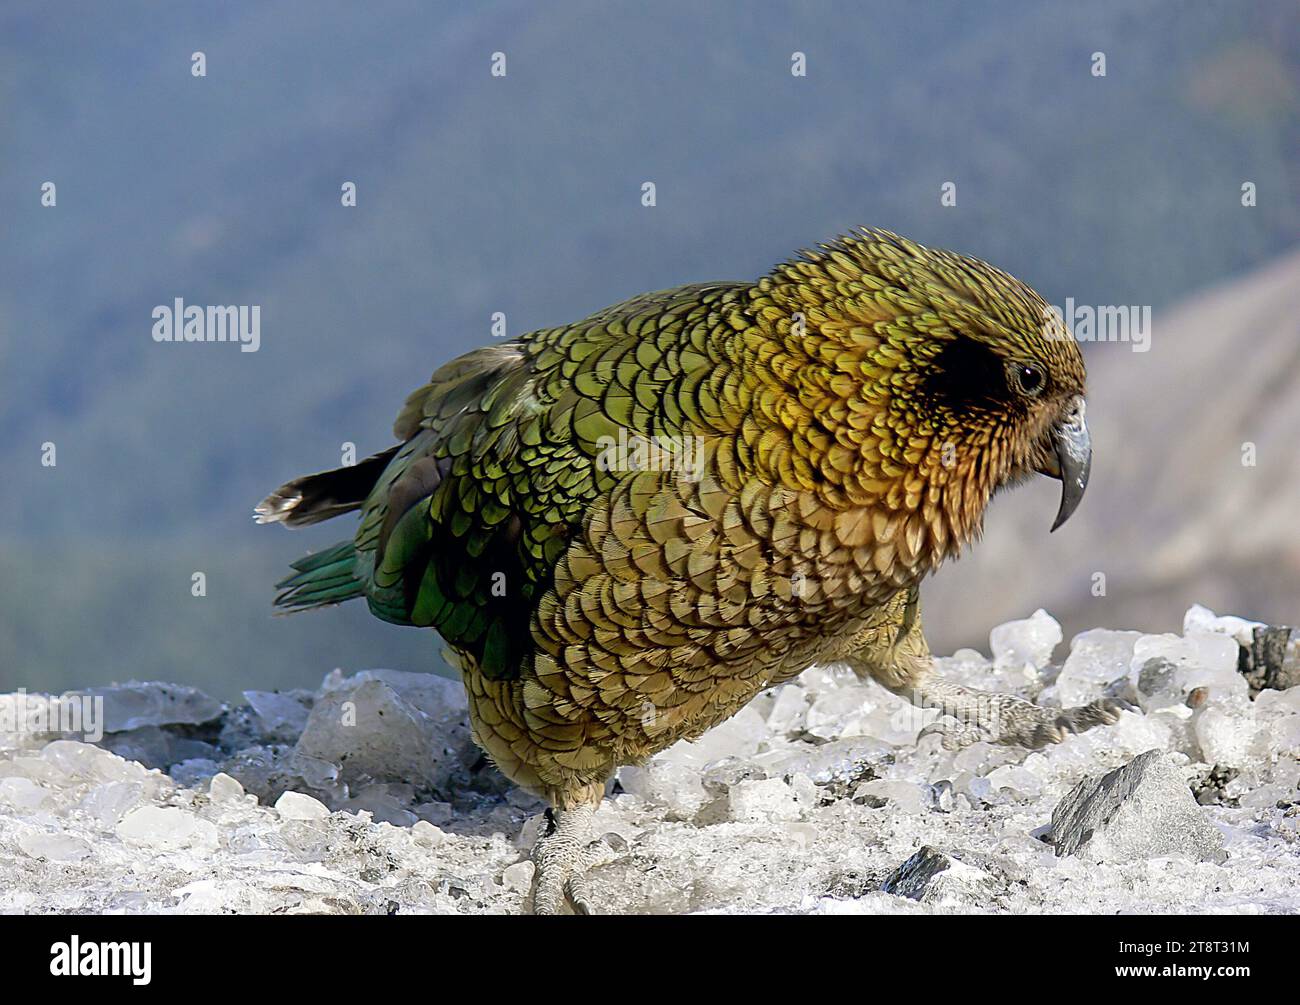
(260, 228, 1109, 912)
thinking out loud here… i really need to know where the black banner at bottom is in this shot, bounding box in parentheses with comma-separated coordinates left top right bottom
(0, 912, 1273, 990)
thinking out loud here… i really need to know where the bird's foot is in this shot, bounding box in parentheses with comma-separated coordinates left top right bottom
(531, 804, 597, 915)
(921, 693, 1130, 750)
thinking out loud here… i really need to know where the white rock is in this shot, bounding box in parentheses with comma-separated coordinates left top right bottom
(328, 667, 464, 706)
(501, 861, 534, 891)
(1262, 713, 1300, 753)
(1194, 706, 1260, 768)
(1183, 604, 1263, 647)
(18, 831, 92, 862)
(935, 648, 1002, 691)
(1255, 687, 1300, 718)
(855, 778, 930, 813)
(727, 778, 803, 822)
(410, 819, 446, 848)
(1107, 706, 1178, 754)
(990, 609, 1062, 670)
(618, 760, 709, 818)
(170, 879, 240, 913)
(1130, 632, 1245, 711)
(0, 755, 59, 784)
(952, 741, 1019, 776)
(805, 689, 868, 741)
(984, 764, 1043, 800)
(671, 705, 769, 762)
(1056, 630, 1143, 706)
(782, 822, 821, 852)
(42, 739, 147, 784)
(787, 773, 819, 808)
(117, 806, 219, 852)
(0, 776, 49, 811)
(766, 685, 809, 735)
(1238, 759, 1299, 810)
(0, 693, 64, 751)
(859, 693, 923, 746)
(636, 706, 771, 812)
(78, 780, 149, 826)
(1136, 631, 1239, 678)
(754, 737, 889, 789)
(274, 791, 331, 821)
(208, 772, 246, 804)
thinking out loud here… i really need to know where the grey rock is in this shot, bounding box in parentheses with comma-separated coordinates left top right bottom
(293, 669, 484, 799)
(883, 845, 950, 899)
(243, 689, 313, 743)
(1237, 625, 1299, 695)
(882, 845, 999, 905)
(80, 682, 223, 733)
(1135, 657, 1179, 704)
(216, 743, 342, 807)
(99, 725, 220, 770)
(1049, 749, 1228, 863)
(1192, 764, 1240, 807)
(169, 757, 222, 788)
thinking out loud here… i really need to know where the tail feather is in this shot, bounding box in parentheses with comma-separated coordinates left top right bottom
(255, 446, 398, 528)
(273, 540, 365, 612)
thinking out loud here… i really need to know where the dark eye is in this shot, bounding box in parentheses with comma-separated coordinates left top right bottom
(1012, 363, 1045, 397)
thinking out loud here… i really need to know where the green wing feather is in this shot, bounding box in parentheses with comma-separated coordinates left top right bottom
(335, 283, 750, 680)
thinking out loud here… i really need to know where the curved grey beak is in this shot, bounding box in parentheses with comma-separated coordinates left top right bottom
(1047, 398, 1091, 532)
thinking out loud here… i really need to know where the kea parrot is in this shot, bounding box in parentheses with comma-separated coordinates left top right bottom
(257, 228, 1117, 913)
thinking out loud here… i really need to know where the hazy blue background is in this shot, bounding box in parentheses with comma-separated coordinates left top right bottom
(3, 0, 1297, 698)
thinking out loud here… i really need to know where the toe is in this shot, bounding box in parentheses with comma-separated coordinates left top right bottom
(920, 720, 986, 749)
(533, 879, 566, 916)
(567, 875, 596, 915)
(1100, 697, 1133, 722)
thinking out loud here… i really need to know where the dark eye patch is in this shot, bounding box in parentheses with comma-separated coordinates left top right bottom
(920, 336, 1016, 416)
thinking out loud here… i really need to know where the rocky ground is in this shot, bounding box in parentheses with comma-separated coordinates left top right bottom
(0, 604, 1297, 914)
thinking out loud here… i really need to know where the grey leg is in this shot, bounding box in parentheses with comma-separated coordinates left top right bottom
(893, 673, 1128, 750)
(532, 801, 597, 915)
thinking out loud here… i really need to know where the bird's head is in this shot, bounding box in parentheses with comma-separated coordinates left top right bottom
(749, 228, 1090, 568)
